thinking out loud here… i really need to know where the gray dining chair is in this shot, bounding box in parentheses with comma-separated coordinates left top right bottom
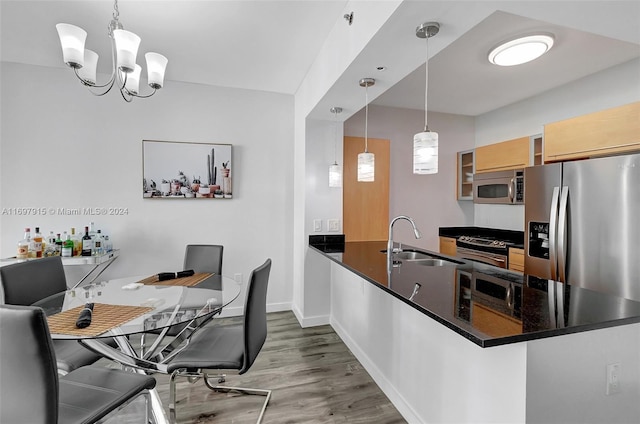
(0, 304, 157, 424)
(165, 258, 272, 424)
(183, 244, 224, 275)
(141, 244, 225, 355)
(0, 256, 109, 374)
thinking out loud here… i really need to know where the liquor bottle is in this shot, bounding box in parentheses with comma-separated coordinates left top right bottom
(92, 230, 104, 256)
(81, 226, 93, 256)
(44, 231, 57, 257)
(70, 227, 82, 257)
(16, 227, 30, 259)
(88, 222, 97, 240)
(62, 233, 73, 257)
(33, 227, 43, 258)
(103, 235, 112, 253)
(55, 233, 63, 256)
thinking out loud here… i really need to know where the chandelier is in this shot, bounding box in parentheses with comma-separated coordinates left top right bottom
(55, 0, 168, 102)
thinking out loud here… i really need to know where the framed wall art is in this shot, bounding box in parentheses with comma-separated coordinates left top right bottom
(142, 140, 233, 199)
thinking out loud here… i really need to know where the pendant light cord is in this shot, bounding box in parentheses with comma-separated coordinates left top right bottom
(365, 84, 369, 153)
(424, 35, 429, 132)
(333, 109, 339, 165)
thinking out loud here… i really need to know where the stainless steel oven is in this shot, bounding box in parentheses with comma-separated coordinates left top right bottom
(455, 236, 510, 269)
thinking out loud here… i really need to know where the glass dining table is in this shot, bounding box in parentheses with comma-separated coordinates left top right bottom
(32, 272, 242, 424)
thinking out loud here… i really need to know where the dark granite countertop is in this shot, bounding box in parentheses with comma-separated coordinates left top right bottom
(310, 240, 640, 348)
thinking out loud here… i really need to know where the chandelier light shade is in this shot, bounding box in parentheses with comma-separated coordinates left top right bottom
(113, 29, 140, 73)
(55, 23, 87, 68)
(329, 106, 343, 188)
(357, 78, 375, 182)
(488, 34, 554, 67)
(413, 22, 440, 175)
(55, 0, 167, 102)
(78, 49, 99, 85)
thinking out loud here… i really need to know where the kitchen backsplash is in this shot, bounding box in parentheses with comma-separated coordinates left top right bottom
(474, 204, 525, 232)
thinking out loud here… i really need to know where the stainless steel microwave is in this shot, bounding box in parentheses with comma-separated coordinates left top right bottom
(473, 169, 524, 205)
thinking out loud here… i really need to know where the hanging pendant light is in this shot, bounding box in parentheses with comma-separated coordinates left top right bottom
(413, 22, 440, 175)
(358, 78, 375, 182)
(329, 106, 343, 188)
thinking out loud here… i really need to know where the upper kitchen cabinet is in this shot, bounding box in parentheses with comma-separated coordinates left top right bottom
(457, 149, 474, 200)
(544, 102, 640, 162)
(475, 137, 530, 173)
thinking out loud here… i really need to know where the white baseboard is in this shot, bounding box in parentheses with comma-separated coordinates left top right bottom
(291, 304, 330, 327)
(330, 317, 422, 424)
(218, 301, 291, 318)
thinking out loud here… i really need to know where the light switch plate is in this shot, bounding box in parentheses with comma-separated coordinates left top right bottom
(328, 219, 340, 232)
(313, 219, 322, 232)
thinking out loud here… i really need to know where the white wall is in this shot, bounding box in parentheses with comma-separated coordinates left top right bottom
(473, 58, 640, 230)
(297, 118, 344, 326)
(0, 62, 294, 314)
(344, 105, 475, 251)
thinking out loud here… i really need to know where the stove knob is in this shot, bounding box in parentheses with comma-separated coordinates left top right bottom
(498, 241, 505, 247)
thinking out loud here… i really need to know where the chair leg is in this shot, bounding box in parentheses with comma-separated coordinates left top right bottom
(202, 376, 272, 424)
(169, 370, 179, 424)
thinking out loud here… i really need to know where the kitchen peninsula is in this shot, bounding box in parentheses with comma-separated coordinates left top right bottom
(310, 240, 640, 423)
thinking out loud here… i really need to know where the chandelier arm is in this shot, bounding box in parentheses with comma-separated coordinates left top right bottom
(127, 87, 158, 99)
(119, 86, 134, 103)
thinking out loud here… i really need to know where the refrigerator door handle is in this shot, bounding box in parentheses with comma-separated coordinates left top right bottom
(557, 186, 569, 283)
(549, 186, 561, 281)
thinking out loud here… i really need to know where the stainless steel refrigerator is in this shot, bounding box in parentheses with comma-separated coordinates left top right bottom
(524, 152, 640, 301)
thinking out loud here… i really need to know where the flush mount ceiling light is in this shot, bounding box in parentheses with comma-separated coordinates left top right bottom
(329, 106, 343, 188)
(357, 78, 375, 182)
(413, 22, 439, 175)
(488, 34, 554, 66)
(56, 0, 168, 102)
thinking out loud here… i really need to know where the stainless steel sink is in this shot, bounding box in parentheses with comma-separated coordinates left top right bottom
(415, 259, 453, 267)
(381, 249, 462, 266)
(393, 251, 432, 261)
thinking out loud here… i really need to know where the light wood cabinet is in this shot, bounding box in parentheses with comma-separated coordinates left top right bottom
(544, 102, 640, 162)
(457, 150, 474, 200)
(439, 237, 457, 256)
(508, 248, 525, 273)
(475, 137, 530, 173)
(531, 134, 543, 166)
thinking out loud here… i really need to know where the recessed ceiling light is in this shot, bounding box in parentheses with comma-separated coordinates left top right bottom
(488, 34, 555, 66)
(376, 66, 386, 72)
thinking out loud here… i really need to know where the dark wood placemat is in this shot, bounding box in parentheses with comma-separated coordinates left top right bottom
(47, 303, 153, 337)
(137, 272, 212, 287)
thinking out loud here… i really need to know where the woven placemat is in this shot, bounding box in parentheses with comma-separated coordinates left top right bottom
(137, 272, 212, 287)
(47, 303, 153, 337)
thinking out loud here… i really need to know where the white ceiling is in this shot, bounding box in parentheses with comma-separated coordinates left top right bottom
(0, 0, 348, 94)
(2, 1, 639, 118)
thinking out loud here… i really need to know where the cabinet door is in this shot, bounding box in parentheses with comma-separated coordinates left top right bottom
(508, 248, 524, 273)
(343, 136, 390, 242)
(544, 102, 640, 162)
(457, 150, 474, 200)
(475, 137, 530, 173)
(439, 237, 457, 256)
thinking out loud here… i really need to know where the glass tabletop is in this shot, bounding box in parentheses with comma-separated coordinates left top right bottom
(32, 273, 242, 340)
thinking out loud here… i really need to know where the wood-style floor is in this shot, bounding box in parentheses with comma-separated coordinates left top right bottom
(152, 311, 407, 423)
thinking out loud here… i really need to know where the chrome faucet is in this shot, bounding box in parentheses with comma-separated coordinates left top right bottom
(387, 215, 422, 255)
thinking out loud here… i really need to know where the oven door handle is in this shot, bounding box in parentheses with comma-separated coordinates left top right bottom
(457, 249, 506, 267)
